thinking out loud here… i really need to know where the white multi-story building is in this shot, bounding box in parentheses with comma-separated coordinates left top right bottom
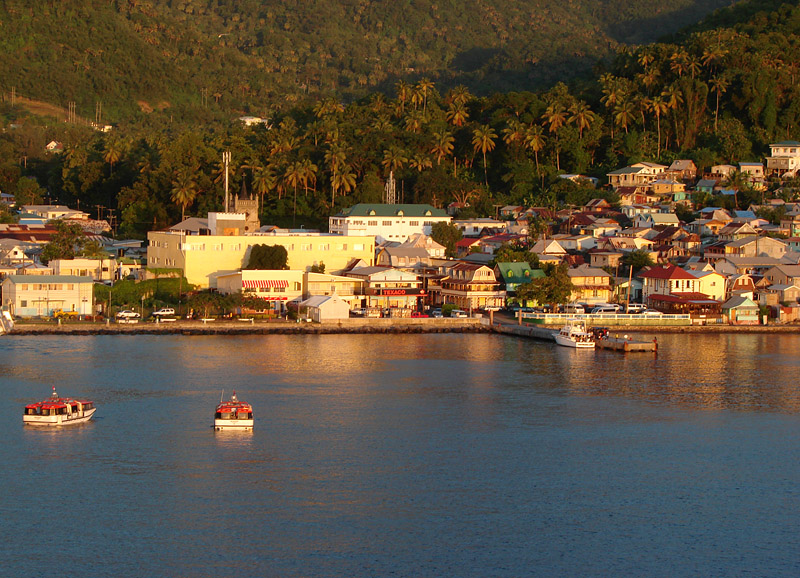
(329, 204, 451, 244)
(766, 141, 800, 177)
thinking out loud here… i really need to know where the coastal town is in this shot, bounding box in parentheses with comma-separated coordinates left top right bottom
(2, 142, 800, 331)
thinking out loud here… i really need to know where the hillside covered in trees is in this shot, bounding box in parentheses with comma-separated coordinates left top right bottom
(1, 0, 734, 121)
(2, 0, 800, 240)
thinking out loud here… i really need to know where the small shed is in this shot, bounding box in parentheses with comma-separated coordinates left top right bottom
(722, 295, 760, 325)
(299, 294, 351, 322)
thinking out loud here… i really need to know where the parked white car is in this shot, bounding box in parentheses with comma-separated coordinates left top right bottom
(116, 310, 140, 319)
(450, 309, 468, 318)
(152, 308, 176, 317)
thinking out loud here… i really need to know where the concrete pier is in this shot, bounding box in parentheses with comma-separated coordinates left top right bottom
(596, 334, 658, 352)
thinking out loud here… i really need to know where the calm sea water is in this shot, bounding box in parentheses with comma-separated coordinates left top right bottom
(1, 333, 799, 577)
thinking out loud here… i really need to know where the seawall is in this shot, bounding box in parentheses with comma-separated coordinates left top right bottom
(9, 318, 490, 336)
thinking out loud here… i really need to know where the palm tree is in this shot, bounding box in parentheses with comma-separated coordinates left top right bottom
(649, 95, 670, 157)
(446, 85, 472, 107)
(331, 164, 357, 202)
(614, 99, 636, 134)
(472, 124, 497, 187)
(568, 101, 596, 140)
(446, 102, 469, 127)
(409, 154, 432, 172)
(284, 161, 304, 226)
(325, 145, 347, 207)
(543, 102, 567, 170)
(523, 124, 546, 180)
(103, 137, 124, 176)
(251, 165, 276, 210)
(395, 80, 411, 114)
(299, 159, 318, 196)
(415, 78, 435, 115)
(709, 75, 729, 134)
(430, 131, 455, 166)
(381, 147, 408, 176)
(170, 167, 199, 221)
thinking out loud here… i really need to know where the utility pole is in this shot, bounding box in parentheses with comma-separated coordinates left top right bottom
(223, 151, 231, 212)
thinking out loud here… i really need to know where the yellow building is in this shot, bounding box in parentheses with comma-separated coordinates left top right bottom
(147, 230, 375, 289)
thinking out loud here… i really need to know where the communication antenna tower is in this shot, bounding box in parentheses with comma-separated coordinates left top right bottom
(384, 171, 396, 205)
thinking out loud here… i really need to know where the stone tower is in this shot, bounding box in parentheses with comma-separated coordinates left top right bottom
(234, 180, 260, 233)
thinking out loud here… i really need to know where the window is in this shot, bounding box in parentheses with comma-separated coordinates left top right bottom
(383, 221, 392, 226)
(20, 300, 27, 307)
(410, 221, 419, 226)
(368, 220, 377, 226)
(214, 244, 223, 251)
(302, 244, 312, 251)
(354, 244, 364, 251)
(319, 244, 330, 251)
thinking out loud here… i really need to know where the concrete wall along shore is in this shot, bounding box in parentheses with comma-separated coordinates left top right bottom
(9, 317, 489, 336)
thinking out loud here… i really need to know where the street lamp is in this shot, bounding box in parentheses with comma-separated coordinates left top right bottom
(141, 294, 145, 318)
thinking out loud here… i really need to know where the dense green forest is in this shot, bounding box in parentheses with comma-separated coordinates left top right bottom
(2, 0, 800, 240)
(1, 0, 733, 120)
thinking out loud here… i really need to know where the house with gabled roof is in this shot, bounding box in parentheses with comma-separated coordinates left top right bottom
(725, 235, 787, 259)
(399, 233, 446, 258)
(567, 264, 613, 305)
(727, 273, 756, 300)
(494, 262, 544, 303)
(633, 212, 681, 229)
(717, 222, 757, 242)
(455, 237, 481, 258)
(529, 239, 566, 257)
(690, 270, 727, 302)
(639, 264, 701, 302)
(763, 264, 800, 287)
(616, 186, 655, 206)
(666, 159, 698, 181)
(375, 246, 432, 270)
(432, 262, 505, 311)
(722, 296, 760, 325)
(607, 162, 666, 188)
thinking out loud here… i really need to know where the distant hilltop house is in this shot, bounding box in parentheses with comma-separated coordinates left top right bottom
(238, 116, 271, 128)
(22, 204, 89, 221)
(329, 203, 450, 244)
(765, 140, 800, 178)
(44, 141, 64, 154)
(607, 162, 666, 188)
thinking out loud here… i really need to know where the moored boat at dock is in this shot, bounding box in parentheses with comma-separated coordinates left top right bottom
(214, 391, 254, 431)
(554, 319, 595, 348)
(23, 387, 96, 426)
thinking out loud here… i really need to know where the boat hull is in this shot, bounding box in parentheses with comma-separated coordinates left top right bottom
(214, 418, 254, 431)
(23, 407, 97, 426)
(555, 334, 595, 348)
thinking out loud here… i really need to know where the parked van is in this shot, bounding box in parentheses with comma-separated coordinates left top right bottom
(590, 304, 621, 314)
(625, 304, 646, 314)
(563, 303, 585, 314)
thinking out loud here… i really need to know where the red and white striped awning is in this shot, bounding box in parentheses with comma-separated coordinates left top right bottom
(242, 279, 289, 289)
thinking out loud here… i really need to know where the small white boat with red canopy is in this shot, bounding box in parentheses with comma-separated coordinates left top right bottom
(23, 387, 96, 426)
(214, 391, 253, 431)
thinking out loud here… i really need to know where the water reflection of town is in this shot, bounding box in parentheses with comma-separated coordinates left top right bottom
(555, 333, 800, 413)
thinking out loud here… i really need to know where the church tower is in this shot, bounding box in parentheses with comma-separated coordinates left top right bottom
(234, 180, 260, 233)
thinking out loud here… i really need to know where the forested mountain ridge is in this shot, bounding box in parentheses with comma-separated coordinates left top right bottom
(3, 0, 800, 242)
(1, 0, 733, 121)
